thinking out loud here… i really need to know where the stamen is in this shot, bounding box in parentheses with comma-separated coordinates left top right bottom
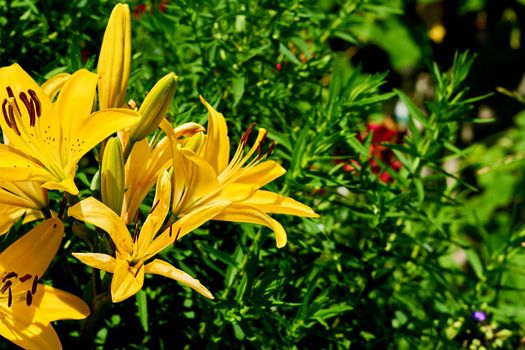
(241, 122, 256, 147)
(133, 263, 143, 278)
(133, 209, 140, 243)
(2, 272, 17, 283)
(257, 130, 268, 160)
(1, 281, 12, 294)
(19, 91, 35, 126)
(19, 274, 32, 283)
(7, 104, 21, 135)
(6, 86, 21, 116)
(28, 89, 41, 117)
(7, 287, 12, 307)
(1, 99, 11, 128)
(31, 275, 38, 295)
(26, 290, 32, 306)
(149, 200, 160, 214)
(172, 226, 182, 247)
(266, 142, 276, 158)
(168, 221, 173, 237)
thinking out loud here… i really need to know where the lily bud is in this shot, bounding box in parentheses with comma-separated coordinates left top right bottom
(101, 137, 125, 214)
(130, 72, 179, 142)
(184, 131, 206, 154)
(174, 122, 205, 138)
(97, 3, 131, 109)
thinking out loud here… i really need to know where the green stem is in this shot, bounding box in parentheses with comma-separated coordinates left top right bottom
(123, 139, 135, 162)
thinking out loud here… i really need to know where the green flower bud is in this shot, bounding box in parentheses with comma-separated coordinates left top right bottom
(101, 137, 125, 214)
(130, 72, 179, 142)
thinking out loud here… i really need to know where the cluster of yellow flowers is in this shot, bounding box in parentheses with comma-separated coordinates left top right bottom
(0, 4, 317, 349)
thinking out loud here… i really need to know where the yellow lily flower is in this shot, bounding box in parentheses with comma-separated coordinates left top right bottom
(159, 97, 318, 248)
(0, 218, 90, 349)
(0, 181, 47, 235)
(0, 64, 139, 195)
(97, 3, 131, 109)
(69, 171, 221, 303)
(121, 121, 205, 224)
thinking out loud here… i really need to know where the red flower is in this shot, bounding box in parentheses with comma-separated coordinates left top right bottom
(340, 118, 404, 183)
(134, 1, 168, 19)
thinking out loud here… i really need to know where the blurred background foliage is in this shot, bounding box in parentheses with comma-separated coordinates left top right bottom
(2, 0, 525, 349)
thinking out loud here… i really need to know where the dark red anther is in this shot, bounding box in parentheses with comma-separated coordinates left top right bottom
(134, 264, 143, 278)
(149, 200, 160, 214)
(132, 209, 140, 243)
(31, 275, 38, 295)
(7, 287, 12, 307)
(26, 290, 32, 306)
(266, 142, 276, 158)
(19, 274, 32, 283)
(172, 226, 182, 247)
(168, 221, 173, 237)
(241, 122, 256, 146)
(2, 99, 11, 128)
(2, 272, 17, 283)
(28, 90, 41, 117)
(19, 91, 35, 126)
(1, 280, 12, 294)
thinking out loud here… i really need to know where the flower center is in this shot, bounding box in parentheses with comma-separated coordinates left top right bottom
(1, 86, 42, 135)
(0, 271, 39, 307)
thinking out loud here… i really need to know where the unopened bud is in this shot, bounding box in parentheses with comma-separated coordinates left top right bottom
(130, 72, 179, 142)
(101, 137, 125, 214)
(97, 3, 131, 109)
(174, 122, 205, 138)
(184, 132, 206, 154)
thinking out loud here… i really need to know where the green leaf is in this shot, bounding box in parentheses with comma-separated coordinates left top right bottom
(279, 43, 302, 65)
(135, 290, 149, 333)
(232, 76, 245, 108)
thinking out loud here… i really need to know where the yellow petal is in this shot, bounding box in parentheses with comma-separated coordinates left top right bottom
(177, 148, 219, 210)
(72, 252, 116, 273)
(0, 181, 46, 235)
(111, 258, 144, 303)
(145, 259, 214, 299)
(0, 218, 63, 278)
(0, 144, 53, 183)
(213, 206, 288, 248)
(235, 160, 286, 188)
(0, 181, 47, 208)
(241, 190, 319, 217)
(0, 206, 43, 236)
(55, 69, 98, 147)
(65, 108, 139, 167)
(0, 307, 61, 350)
(136, 170, 171, 255)
(146, 200, 231, 258)
(41, 73, 71, 101)
(97, 3, 131, 109)
(122, 137, 171, 224)
(211, 183, 255, 202)
(42, 177, 78, 195)
(33, 284, 90, 322)
(200, 96, 230, 174)
(68, 197, 132, 255)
